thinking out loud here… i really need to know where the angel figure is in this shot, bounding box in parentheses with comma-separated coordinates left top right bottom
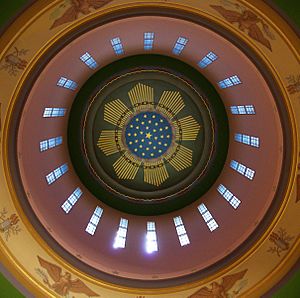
(37, 256, 99, 297)
(211, 5, 274, 51)
(188, 269, 248, 298)
(50, 0, 112, 29)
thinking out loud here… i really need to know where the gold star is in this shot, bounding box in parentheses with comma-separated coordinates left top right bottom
(146, 132, 152, 139)
(144, 114, 147, 118)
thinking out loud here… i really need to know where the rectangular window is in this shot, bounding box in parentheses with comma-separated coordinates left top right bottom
(85, 206, 103, 235)
(218, 75, 242, 89)
(57, 77, 78, 90)
(217, 184, 241, 209)
(80, 52, 98, 69)
(234, 133, 260, 148)
(173, 216, 190, 246)
(43, 108, 66, 118)
(45, 163, 68, 185)
(61, 187, 83, 213)
(197, 203, 219, 232)
(40, 136, 63, 152)
(113, 218, 128, 248)
(146, 221, 158, 253)
(230, 160, 255, 180)
(172, 37, 188, 55)
(198, 51, 218, 68)
(111, 37, 124, 55)
(144, 32, 154, 50)
(230, 105, 256, 115)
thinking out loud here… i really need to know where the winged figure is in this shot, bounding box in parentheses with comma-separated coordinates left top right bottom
(50, 0, 112, 29)
(211, 5, 273, 51)
(188, 269, 247, 298)
(37, 256, 99, 297)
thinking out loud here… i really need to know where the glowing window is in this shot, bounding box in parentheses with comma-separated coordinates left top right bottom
(173, 216, 190, 246)
(57, 77, 78, 90)
(230, 160, 255, 180)
(80, 52, 98, 69)
(235, 133, 260, 148)
(230, 105, 256, 115)
(198, 203, 219, 232)
(45, 163, 68, 185)
(217, 184, 241, 209)
(144, 32, 154, 50)
(172, 37, 188, 55)
(113, 218, 128, 249)
(218, 75, 242, 89)
(61, 187, 83, 213)
(85, 206, 103, 235)
(43, 108, 66, 118)
(198, 51, 218, 68)
(39, 136, 63, 152)
(111, 37, 124, 55)
(145, 221, 158, 253)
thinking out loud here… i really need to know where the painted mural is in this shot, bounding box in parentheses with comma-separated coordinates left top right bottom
(35, 256, 100, 297)
(0, 47, 28, 76)
(0, 208, 21, 241)
(211, 0, 275, 51)
(286, 74, 300, 96)
(50, 0, 113, 29)
(268, 228, 294, 257)
(188, 269, 248, 298)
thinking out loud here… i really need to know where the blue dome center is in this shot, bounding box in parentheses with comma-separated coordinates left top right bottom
(125, 111, 173, 159)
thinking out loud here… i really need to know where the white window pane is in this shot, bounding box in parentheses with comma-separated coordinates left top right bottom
(179, 234, 190, 246)
(85, 206, 103, 235)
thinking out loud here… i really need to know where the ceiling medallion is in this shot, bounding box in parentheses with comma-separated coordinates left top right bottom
(97, 83, 201, 186)
(68, 55, 229, 214)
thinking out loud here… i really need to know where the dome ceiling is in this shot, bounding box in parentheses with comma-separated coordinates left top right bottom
(0, 1, 299, 297)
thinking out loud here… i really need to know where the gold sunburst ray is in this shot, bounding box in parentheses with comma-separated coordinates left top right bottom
(165, 144, 193, 171)
(128, 83, 154, 111)
(104, 99, 132, 127)
(113, 152, 141, 180)
(156, 91, 185, 119)
(143, 160, 169, 186)
(97, 130, 123, 156)
(174, 116, 201, 141)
